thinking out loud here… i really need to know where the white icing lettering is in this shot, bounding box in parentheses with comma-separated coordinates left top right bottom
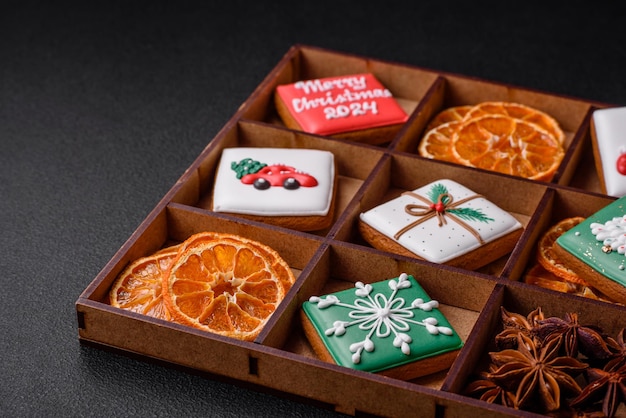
(291, 89, 392, 114)
(294, 75, 367, 94)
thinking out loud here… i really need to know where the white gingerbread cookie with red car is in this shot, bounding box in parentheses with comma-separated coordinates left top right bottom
(211, 147, 337, 231)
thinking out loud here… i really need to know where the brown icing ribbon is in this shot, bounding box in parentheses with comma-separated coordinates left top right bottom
(393, 191, 486, 244)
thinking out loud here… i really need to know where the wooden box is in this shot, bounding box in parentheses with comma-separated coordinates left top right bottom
(76, 45, 626, 417)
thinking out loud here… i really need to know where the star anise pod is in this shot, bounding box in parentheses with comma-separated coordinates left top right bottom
(495, 306, 544, 350)
(532, 312, 613, 360)
(569, 362, 626, 417)
(488, 333, 588, 412)
(464, 365, 516, 408)
(605, 328, 626, 371)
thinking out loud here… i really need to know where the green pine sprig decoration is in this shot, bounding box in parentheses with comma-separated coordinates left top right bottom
(427, 183, 494, 223)
(447, 207, 494, 223)
(427, 183, 451, 205)
(231, 158, 266, 179)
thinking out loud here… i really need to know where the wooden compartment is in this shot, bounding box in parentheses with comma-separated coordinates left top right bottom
(167, 119, 385, 237)
(76, 203, 325, 343)
(76, 44, 626, 417)
(444, 281, 626, 416)
(333, 151, 547, 277)
(506, 187, 619, 303)
(238, 45, 440, 146)
(393, 68, 594, 188)
(280, 242, 497, 386)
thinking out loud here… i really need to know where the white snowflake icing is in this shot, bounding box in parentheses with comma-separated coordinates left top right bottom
(591, 215, 626, 256)
(308, 273, 453, 364)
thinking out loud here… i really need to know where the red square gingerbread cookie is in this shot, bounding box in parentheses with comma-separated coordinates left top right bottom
(275, 73, 408, 144)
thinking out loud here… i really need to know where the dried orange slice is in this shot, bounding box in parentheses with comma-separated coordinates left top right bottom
(524, 263, 617, 303)
(536, 217, 587, 285)
(162, 232, 295, 341)
(109, 244, 181, 321)
(524, 263, 582, 294)
(417, 120, 464, 162)
(462, 102, 564, 145)
(425, 105, 473, 132)
(451, 115, 564, 181)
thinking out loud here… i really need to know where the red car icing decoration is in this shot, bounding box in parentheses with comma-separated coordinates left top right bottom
(231, 158, 318, 190)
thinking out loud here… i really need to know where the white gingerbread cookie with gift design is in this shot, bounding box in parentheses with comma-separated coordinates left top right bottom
(359, 179, 523, 269)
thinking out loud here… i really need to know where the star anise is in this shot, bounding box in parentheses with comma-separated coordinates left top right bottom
(605, 328, 626, 371)
(569, 362, 626, 417)
(495, 306, 544, 350)
(488, 333, 588, 412)
(532, 312, 613, 360)
(464, 365, 516, 408)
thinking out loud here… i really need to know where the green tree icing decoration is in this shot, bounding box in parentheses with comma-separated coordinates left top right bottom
(231, 158, 267, 179)
(426, 183, 494, 223)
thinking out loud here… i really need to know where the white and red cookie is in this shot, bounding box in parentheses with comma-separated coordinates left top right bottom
(591, 106, 626, 197)
(359, 179, 523, 269)
(274, 73, 408, 144)
(211, 147, 336, 231)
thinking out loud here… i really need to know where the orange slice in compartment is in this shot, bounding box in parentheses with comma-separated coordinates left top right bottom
(524, 263, 582, 294)
(462, 101, 565, 145)
(425, 105, 473, 131)
(418, 120, 464, 162)
(524, 263, 617, 303)
(109, 244, 181, 321)
(536, 217, 587, 286)
(162, 232, 295, 341)
(451, 115, 564, 181)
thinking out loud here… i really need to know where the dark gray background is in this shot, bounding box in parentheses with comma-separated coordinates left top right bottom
(2, 1, 625, 417)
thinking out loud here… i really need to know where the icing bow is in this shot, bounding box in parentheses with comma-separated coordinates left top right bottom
(393, 191, 487, 244)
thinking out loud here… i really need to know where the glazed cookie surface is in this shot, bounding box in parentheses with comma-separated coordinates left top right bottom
(275, 73, 408, 136)
(301, 273, 463, 375)
(591, 107, 626, 197)
(359, 179, 522, 264)
(555, 196, 626, 291)
(212, 147, 335, 217)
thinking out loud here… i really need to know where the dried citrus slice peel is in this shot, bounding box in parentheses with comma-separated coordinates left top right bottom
(109, 244, 181, 321)
(461, 101, 564, 145)
(417, 120, 464, 162)
(424, 105, 473, 132)
(418, 102, 565, 181)
(536, 217, 587, 285)
(524, 263, 616, 303)
(451, 115, 564, 181)
(524, 263, 582, 294)
(161, 232, 295, 341)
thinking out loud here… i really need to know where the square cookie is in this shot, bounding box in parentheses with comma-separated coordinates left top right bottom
(301, 273, 463, 380)
(554, 196, 626, 304)
(359, 179, 523, 269)
(211, 147, 336, 231)
(591, 106, 626, 197)
(274, 73, 408, 144)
